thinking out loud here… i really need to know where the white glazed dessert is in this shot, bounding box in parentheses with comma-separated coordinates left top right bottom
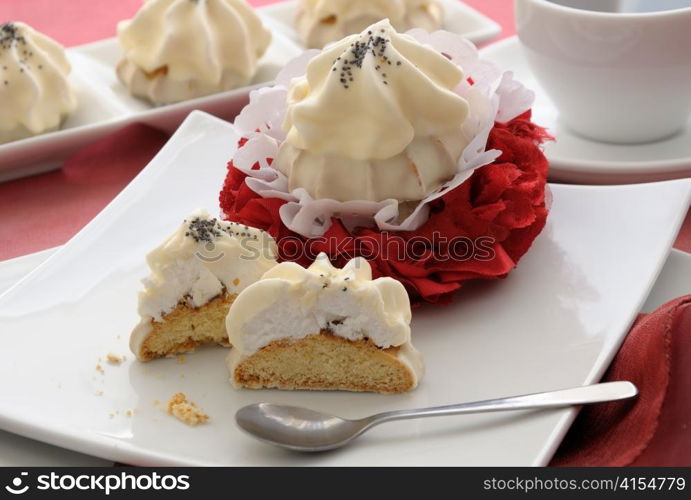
(276, 19, 470, 203)
(116, 0, 272, 105)
(0, 22, 76, 144)
(295, 0, 443, 49)
(227, 253, 424, 393)
(130, 210, 277, 361)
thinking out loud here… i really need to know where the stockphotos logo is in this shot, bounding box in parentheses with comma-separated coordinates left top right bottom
(3, 471, 190, 496)
(5, 472, 29, 495)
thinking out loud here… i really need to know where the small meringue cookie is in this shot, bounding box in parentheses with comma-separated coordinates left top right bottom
(0, 22, 76, 144)
(296, 0, 443, 49)
(116, 0, 271, 105)
(277, 20, 469, 203)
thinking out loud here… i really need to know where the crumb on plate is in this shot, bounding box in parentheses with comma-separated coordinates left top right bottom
(106, 353, 125, 365)
(167, 393, 209, 426)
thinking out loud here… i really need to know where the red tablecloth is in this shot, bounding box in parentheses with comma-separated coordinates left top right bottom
(0, 0, 517, 47)
(1, 0, 690, 468)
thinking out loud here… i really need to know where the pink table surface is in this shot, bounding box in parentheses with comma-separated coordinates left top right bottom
(0, 0, 516, 46)
(0, 0, 688, 261)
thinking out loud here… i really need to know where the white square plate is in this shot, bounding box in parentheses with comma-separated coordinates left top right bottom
(2, 247, 691, 466)
(0, 111, 689, 466)
(259, 0, 501, 49)
(0, 24, 302, 183)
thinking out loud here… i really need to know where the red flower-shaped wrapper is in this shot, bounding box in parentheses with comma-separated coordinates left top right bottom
(220, 111, 551, 305)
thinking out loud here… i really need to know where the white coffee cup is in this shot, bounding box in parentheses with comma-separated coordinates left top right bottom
(515, 0, 691, 144)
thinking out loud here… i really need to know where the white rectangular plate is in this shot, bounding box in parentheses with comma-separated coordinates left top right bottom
(259, 0, 502, 49)
(0, 23, 302, 183)
(2, 247, 691, 466)
(0, 111, 689, 466)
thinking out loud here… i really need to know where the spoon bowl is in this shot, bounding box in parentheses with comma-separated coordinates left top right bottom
(236, 403, 371, 451)
(235, 381, 638, 452)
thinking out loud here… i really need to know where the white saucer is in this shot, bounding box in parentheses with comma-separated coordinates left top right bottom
(480, 37, 691, 184)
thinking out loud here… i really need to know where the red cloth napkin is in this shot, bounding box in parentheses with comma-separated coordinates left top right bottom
(551, 296, 691, 466)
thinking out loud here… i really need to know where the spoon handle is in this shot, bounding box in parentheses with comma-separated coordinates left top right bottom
(368, 381, 637, 425)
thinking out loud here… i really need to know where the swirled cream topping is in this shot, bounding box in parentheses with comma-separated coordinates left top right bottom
(276, 19, 469, 202)
(226, 252, 424, 387)
(226, 253, 417, 353)
(130, 210, 278, 358)
(296, 0, 443, 49)
(117, 0, 271, 103)
(0, 22, 76, 144)
(135, 210, 277, 322)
